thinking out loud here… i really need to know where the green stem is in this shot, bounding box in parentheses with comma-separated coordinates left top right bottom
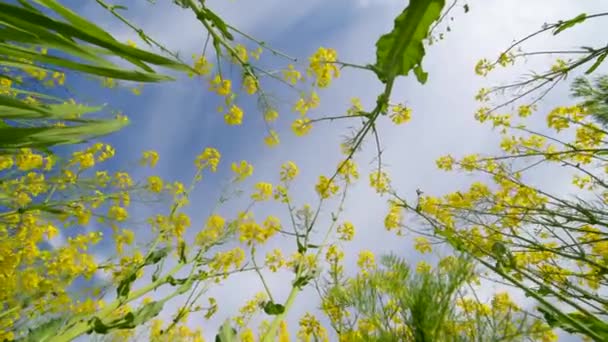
(51, 262, 186, 342)
(261, 285, 300, 342)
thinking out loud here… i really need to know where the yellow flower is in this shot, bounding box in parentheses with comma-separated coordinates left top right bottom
(265, 249, 285, 272)
(264, 130, 280, 147)
(232, 160, 254, 182)
(416, 261, 432, 274)
(385, 202, 403, 231)
(369, 170, 390, 194)
(337, 159, 358, 183)
(308, 47, 339, 88)
(414, 236, 432, 254)
(325, 244, 344, 264)
(347, 97, 363, 116)
(141, 150, 159, 167)
(52, 71, 65, 85)
(315, 175, 338, 199)
(108, 205, 128, 222)
(243, 75, 258, 95)
(298, 312, 329, 341)
(16, 148, 44, 171)
(196, 214, 226, 245)
(292, 117, 312, 136)
(460, 154, 479, 171)
(195, 147, 221, 172)
(252, 182, 273, 201)
(278, 320, 290, 342)
(474, 58, 493, 76)
(280, 161, 299, 182)
(240, 328, 255, 342)
(436, 155, 454, 171)
(131, 87, 142, 96)
(390, 104, 412, 124)
(147, 176, 164, 193)
(357, 250, 376, 273)
(251, 46, 263, 60)
(293, 92, 320, 115)
(14, 191, 32, 207)
(517, 104, 534, 117)
(210, 74, 232, 96)
(225, 104, 244, 125)
(191, 54, 212, 76)
(0, 155, 14, 170)
(264, 109, 279, 123)
(283, 64, 302, 85)
(115, 172, 133, 189)
(337, 221, 355, 241)
(233, 44, 248, 64)
(126, 39, 137, 48)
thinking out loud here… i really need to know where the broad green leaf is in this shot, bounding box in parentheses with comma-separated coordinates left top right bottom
(262, 301, 285, 315)
(374, 0, 445, 84)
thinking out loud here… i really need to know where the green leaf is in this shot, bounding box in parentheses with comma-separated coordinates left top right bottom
(199, 8, 234, 41)
(373, 0, 445, 84)
(0, 2, 190, 76)
(128, 301, 164, 327)
(553, 13, 587, 35)
(17, 317, 65, 341)
(262, 301, 285, 316)
(144, 246, 171, 266)
(215, 320, 237, 342)
(0, 118, 127, 149)
(585, 50, 608, 75)
(0, 43, 171, 82)
(116, 271, 137, 299)
(167, 276, 188, 286)
(178, 240, 187, 263)
(89, 317, 110, 335)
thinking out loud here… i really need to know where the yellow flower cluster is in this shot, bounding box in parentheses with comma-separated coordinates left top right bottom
(337, 159, 359, 183)
(195, 147, 221, 172)
(308, 47, 339, 88)
(298, 312, 330, 342)
(280, 161, 299, 182)
(315, 175, 339, 199)
(238, 215, 281, 245)
(369, 170, 390, 194)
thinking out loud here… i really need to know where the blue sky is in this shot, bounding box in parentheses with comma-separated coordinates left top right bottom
(59, 0, 608, 340)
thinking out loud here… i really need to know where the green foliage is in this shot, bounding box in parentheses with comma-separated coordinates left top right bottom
(0, 0, 195, 153)
(324, 254, 473, 341)
(215, 320, 237, 342)
(0, 0, 190, 80)
(0, 118, 127, 149)
(571, 75, 608, 126)
(553, 13, 587, 35)
(373, 0, 445, 84)
(14, 317, 66, 342)
(539, 306, 608, 340)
